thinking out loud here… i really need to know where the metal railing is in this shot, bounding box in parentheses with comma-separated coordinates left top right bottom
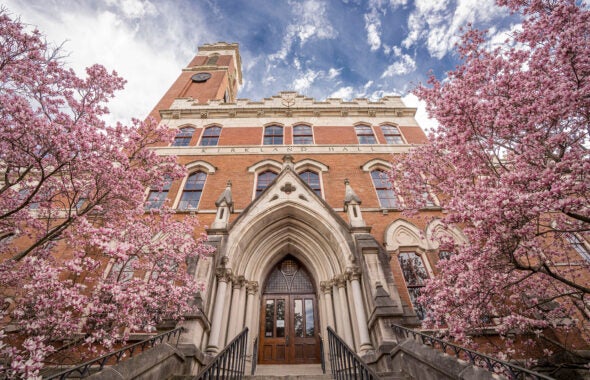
(251, 337, 258, 375)
(327, 327, 380, 380)
(391, 323, 554, 380)
(45, 327, 184, 379)
(319, 334, 326, 374)
(194, 327, 248, 380)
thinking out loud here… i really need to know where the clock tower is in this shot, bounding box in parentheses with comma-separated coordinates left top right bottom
(148, 42, 242, 120)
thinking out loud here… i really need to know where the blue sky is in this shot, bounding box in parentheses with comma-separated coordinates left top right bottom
(6, 0, 519, 128)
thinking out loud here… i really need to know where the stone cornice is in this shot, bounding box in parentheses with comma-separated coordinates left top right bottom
(160, 92, 416, 120)
(152, 144, 415, 156)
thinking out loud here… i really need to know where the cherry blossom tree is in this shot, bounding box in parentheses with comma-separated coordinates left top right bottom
(0, 10, 213, 378)
(393, 0, 590, 365)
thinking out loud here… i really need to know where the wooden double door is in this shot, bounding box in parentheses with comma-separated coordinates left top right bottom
(258, 257, 320, 364)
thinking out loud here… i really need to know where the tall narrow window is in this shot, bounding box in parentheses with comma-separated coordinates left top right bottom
(172, 127, 195, 146)
(355, 125, 376, 144)
(206, 54, 219, 65)
(200, 126, 221, 146)
(398, 252, 429, 320)
(371, 170, 397, 208)
(264, 126, 283, 145)
(145, 177, 172, 209)
(299, 170, 321, 197)
(381, 125, 404, 144)
(293, 125, 313, 144)
(109, 256, 138, 283)
(564, 233, 590, 262)
(256, 170, 277, 196)
(178, 171, 207, 210)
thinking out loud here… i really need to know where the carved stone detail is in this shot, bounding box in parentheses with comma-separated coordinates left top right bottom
(246, 281, 259, 295)
(320, 281, 333, 294)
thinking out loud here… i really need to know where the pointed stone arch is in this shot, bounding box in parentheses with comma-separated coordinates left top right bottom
(384, 219, 427, 251)
(425, 219, 468, 250)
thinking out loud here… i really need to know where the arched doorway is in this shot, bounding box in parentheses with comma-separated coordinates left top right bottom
(258, 256, 321, 364)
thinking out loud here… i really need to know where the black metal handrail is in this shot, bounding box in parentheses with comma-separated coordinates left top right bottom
(319, 334, 326, 374)
(391, 323, 554, 380)
(44, 327, 185, 379)
(251, 337, 258, 375)
(194, 327, 248, 380)
(327, 326, 379, 380)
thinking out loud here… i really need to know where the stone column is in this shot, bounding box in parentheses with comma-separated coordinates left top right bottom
(336, 275, 354, 347)
(206, 268, 231, 353)
(227, 275, 245, 340)
(320, 281, 335, 328)
(347, 267, 373, 353)
(244, 281, 259, 356)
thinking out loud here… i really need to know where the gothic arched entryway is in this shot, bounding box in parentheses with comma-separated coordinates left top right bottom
(258, 256, 321, 364)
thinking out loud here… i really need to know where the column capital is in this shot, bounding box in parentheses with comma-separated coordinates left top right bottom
(346, 265, 362, 281)
(215, 267, 232, 282)
(335, 274, 348, 288)
(232, 275, 246, 289)
(320, 280, 333, 294)
(246, 281, 259, 295)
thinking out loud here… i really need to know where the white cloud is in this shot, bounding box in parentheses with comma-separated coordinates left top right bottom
(270, 0, 337, 62)
(381, 53, 416, 77)
(364, 5, 382, 51)
(105, 0, 157, 19)
(4, 0, 210, 125)
(402, 0, 505, 59)
(327, 67, 341, 79)
(293, 70, 320, 92)
(329, 86, 355, 99)
(389, 0, 408, 7)
(402, 93, 438, 132)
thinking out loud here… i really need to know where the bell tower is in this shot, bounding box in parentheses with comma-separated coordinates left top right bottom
(149, 42, 242, 120)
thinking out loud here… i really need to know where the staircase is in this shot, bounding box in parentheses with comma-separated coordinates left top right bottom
(245, 364, 331, 380)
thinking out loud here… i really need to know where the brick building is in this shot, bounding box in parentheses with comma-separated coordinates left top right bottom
(146, 42, 469, 368)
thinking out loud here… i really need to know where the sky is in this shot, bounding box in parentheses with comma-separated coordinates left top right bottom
(5, 0, 520, 129)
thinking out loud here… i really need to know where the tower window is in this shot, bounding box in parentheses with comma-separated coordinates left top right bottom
(355, 125, 376, 144)
(293, 125, 313, 144)
(299, 170, 321, 197)
(206, 54, 219, 65)
(371, 170, 397, 208)
(145, 177, 172, 209)
(200, 126, 221, 146)
(381, 125, 404, 144)
(178, 171, 207, 210)
(172, 127, 195, 147)
(256, 170, 277, 197)
(398, 252, 429, 320)
(264, 126, 283, 145)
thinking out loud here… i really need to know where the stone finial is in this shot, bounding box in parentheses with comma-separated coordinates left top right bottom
(282, 155, 295, 170)
(215, 180, 233, 211)
(343, 178, 361, 210)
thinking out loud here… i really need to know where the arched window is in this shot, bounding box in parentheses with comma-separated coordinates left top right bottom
(398, 252, 429, 320)
(264, 126, 283, 145)
(381, 125, 404, 144)
(299, 170, 321, 197)
(179, 171, 207, 210)
(355, 125, 376, 144)
(145, 177, 172, 209)
(206, 54, 219, 65)
(371, 170, 397, 208)
(256, 170, 277, 197)
(200, 126, 221, 146)
(172, 127, 195, 146)
(293, 125, 313, 144)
